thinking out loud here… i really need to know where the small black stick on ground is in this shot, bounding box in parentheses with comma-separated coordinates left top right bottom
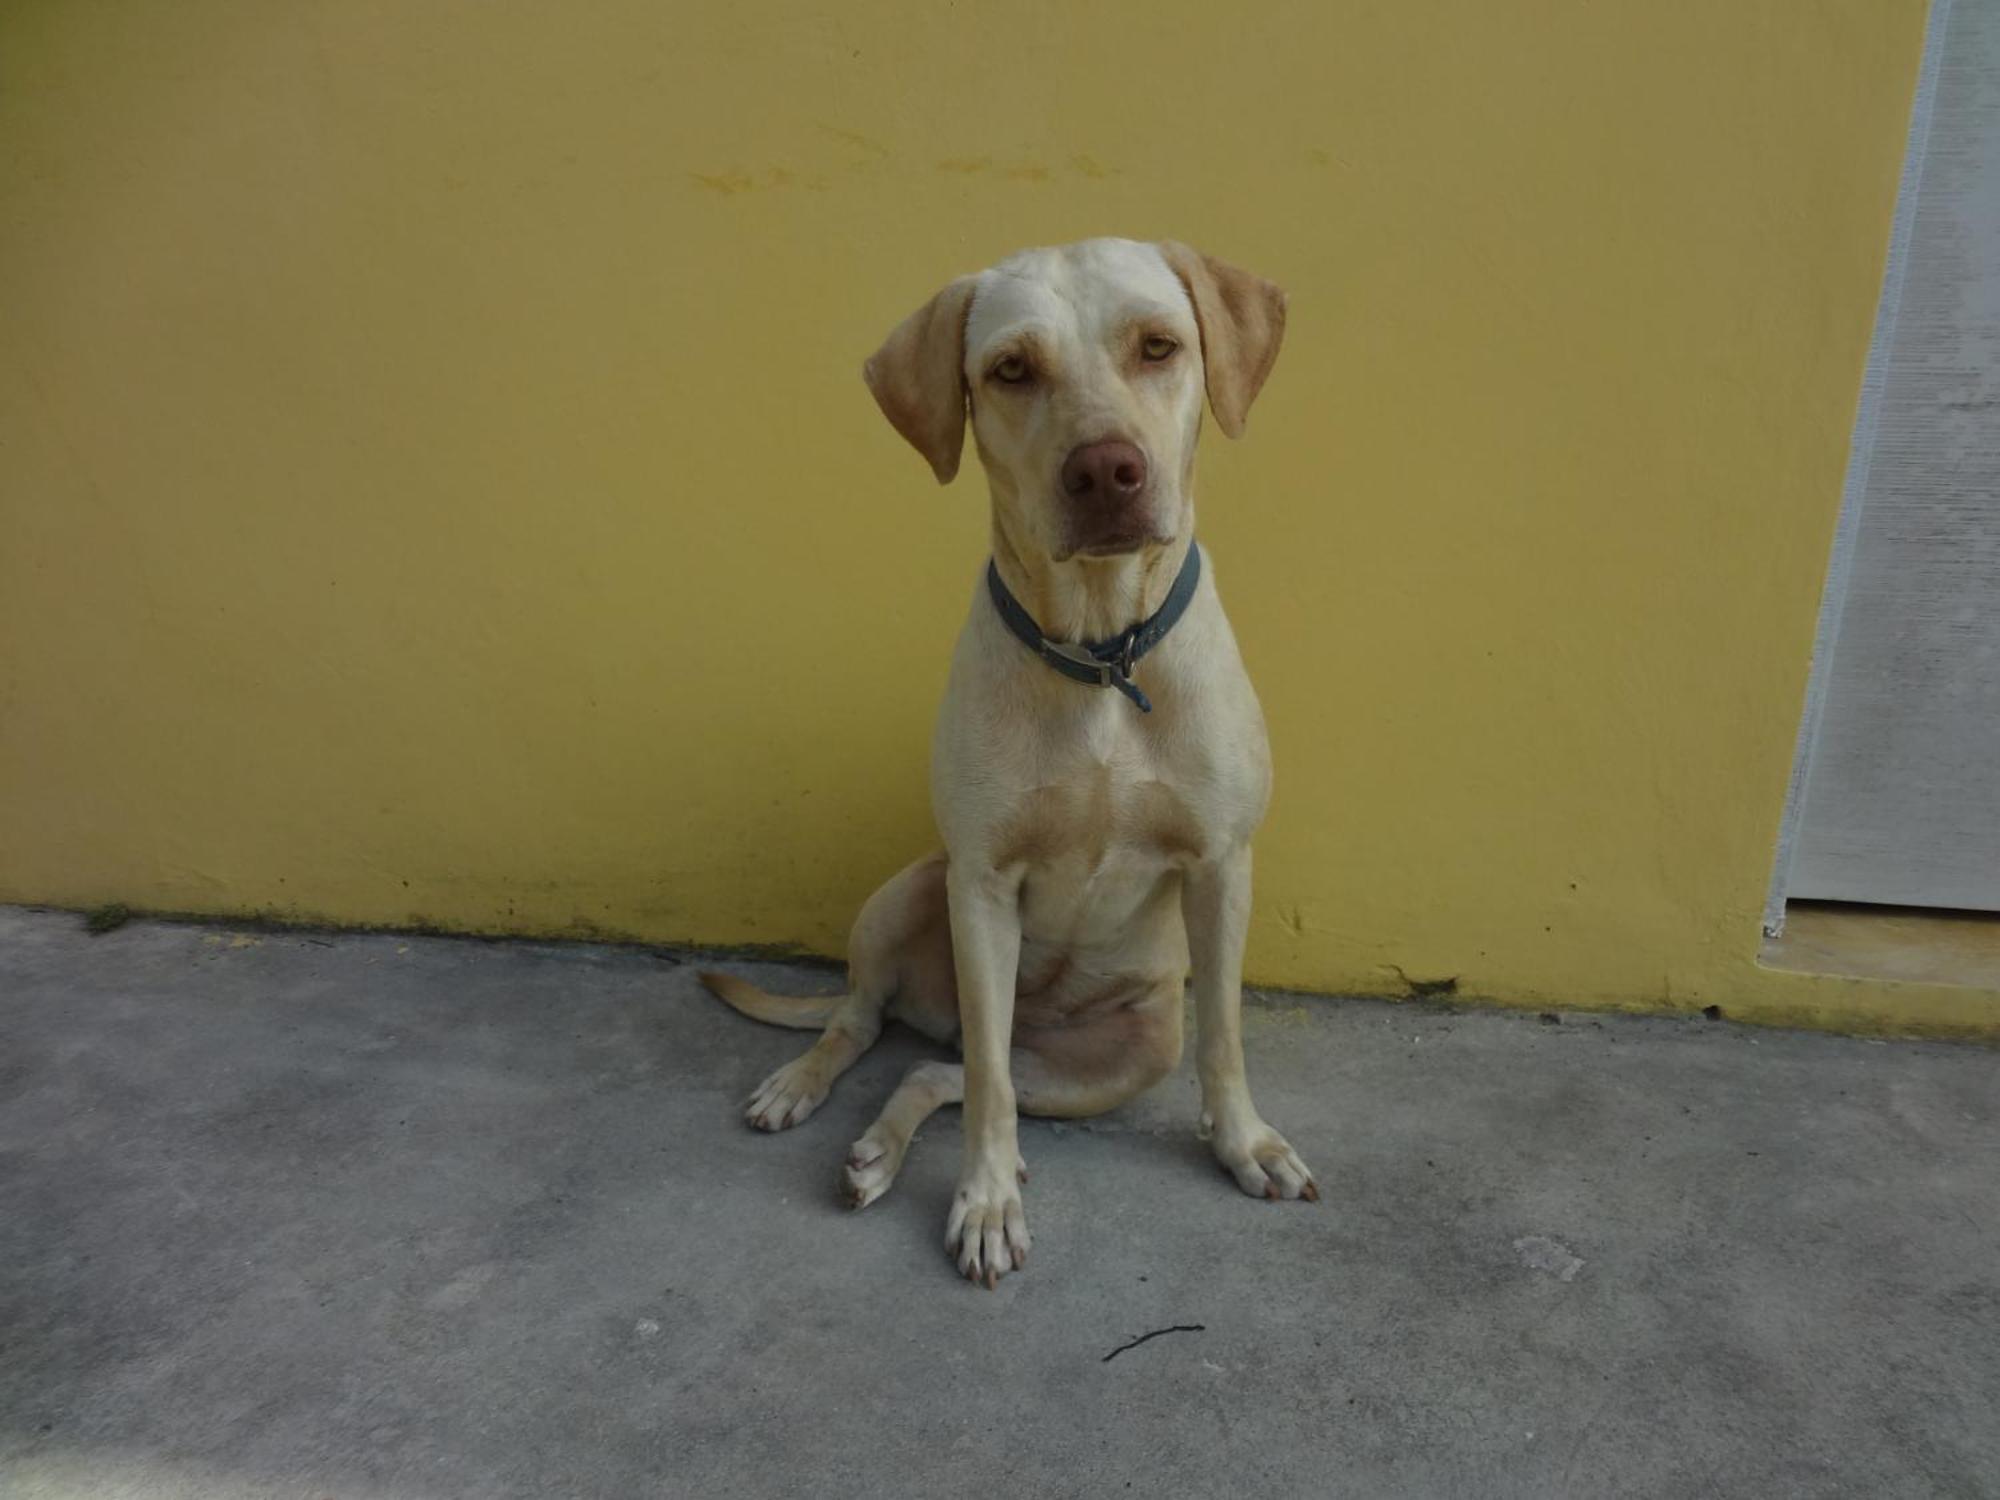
(1102, 1324, 1206, 1363)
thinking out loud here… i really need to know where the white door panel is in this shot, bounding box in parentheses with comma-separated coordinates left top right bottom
(1790, 0, 2000, 910)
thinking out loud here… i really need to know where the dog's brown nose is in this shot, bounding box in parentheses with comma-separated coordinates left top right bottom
(1060, 441, 1148, 503)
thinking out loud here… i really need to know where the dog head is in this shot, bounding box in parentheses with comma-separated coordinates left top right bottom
(864, 238, 1285, 562)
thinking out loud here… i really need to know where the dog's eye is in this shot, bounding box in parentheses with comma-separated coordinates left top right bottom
(1141, 335, 1179, 363)
(991, 355, 1031, 384)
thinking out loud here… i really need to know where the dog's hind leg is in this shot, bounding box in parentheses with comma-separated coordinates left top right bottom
(699, 962, 886, 1133)
(842, 990, 1180, 1212)
(733, 990, 884, 1132)
(700, 854, 954, 1133)
(841, 1060, 966, 1209)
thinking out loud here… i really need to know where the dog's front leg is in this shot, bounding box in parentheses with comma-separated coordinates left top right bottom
(943, 862, 1030, 1287)
(1183, 845, 1319, 1202)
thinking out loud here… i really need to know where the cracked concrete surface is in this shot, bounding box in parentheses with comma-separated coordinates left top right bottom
(1, 906, 1996, 1498)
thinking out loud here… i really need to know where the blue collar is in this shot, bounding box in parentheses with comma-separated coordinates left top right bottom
(984, 543, 1202, 714)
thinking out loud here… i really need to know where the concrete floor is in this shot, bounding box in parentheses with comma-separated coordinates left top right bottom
(1, 907, 1996, 1500)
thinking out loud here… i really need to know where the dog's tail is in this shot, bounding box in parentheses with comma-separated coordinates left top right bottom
(697, 970, 839, 1030)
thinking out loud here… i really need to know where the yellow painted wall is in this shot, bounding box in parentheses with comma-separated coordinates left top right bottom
(3, 1, 1987, 1036)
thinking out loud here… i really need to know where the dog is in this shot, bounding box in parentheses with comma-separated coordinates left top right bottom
(701, 237, 1315, 1288)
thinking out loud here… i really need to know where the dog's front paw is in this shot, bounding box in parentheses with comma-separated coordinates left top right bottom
(944, 1165, 1031, 1289)
(1205, 1112, 1319, 1202)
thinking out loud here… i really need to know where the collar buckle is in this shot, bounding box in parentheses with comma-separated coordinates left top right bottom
(1044, 632, 1139, 688)
(1042, 638, 1117, 687)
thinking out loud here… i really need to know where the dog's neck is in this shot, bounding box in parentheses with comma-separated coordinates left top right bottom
(990, 515, 1194, 645)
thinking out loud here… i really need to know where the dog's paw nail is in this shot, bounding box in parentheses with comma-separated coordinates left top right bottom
(1302, 1180, 1320, 1203)
(1264, 1180, 1279, 1200)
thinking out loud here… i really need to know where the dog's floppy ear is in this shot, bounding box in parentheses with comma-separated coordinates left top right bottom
(1157, 243, 1287, 439)
(863, 276, 978, 484)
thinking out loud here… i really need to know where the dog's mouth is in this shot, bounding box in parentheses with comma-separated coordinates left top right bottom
(1072, 533, 1156, 558)
(1059, 503, 1173, 561)
(1060, 494, 1170, 559)
(1054, 531, 1174, 564)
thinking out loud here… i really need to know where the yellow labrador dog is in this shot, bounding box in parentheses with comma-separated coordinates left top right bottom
(702, 237, 1314, 1288)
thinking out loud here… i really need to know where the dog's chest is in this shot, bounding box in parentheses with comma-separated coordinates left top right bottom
(991, 761, 1208, 876)
(980, 674, 1265, 869)
(994, 739, 1233, 958)
(986, 696, 1246, 869)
